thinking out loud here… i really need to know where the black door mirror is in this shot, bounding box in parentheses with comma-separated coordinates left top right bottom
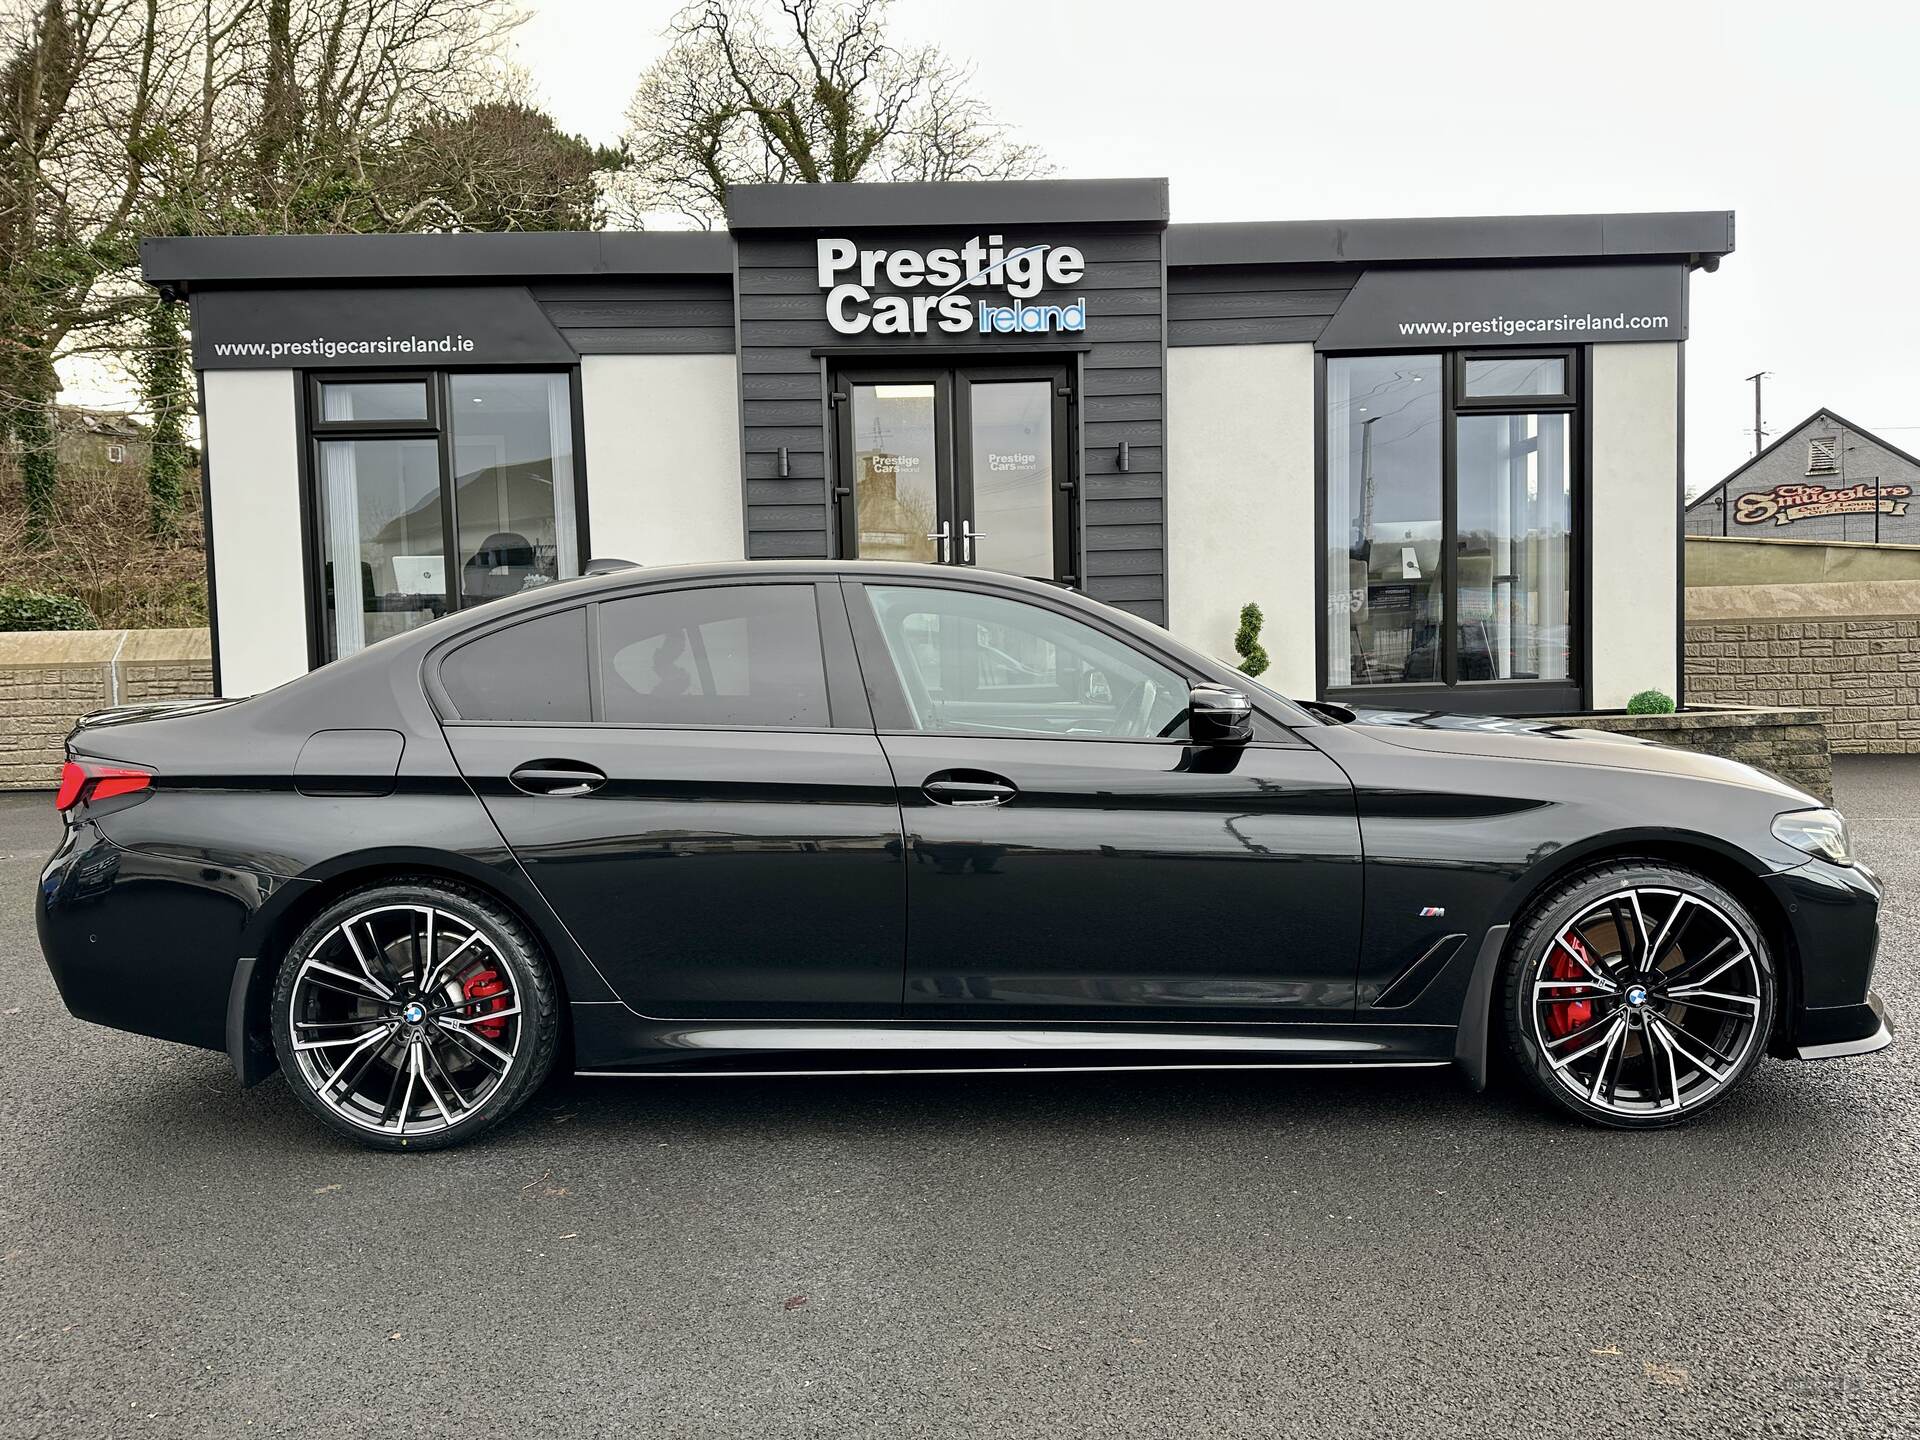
(1188, 684, 1253, 745)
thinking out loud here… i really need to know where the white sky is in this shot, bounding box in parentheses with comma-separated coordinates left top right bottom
(513, 0, 1920, 497)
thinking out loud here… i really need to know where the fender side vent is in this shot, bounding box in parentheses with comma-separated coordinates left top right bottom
(1372, 934, 1467, 1010)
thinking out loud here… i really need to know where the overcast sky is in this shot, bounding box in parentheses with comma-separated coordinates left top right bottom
(515, 0, 1920, 496)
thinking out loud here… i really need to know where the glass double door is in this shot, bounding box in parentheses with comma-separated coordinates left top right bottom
(833, 364, 1072, 582)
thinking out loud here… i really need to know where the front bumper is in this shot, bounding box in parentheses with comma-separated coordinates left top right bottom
(1794, 991, 1895, 1061)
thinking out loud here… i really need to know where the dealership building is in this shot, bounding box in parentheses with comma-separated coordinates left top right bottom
(140, 180, 1734, 715)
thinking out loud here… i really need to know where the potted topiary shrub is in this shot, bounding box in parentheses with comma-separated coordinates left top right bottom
(1627, 689, 1676, 716)
(1234, 602, 1269, 677)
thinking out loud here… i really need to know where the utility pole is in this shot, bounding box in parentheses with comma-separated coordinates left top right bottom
(1746, 370, 1770, 457)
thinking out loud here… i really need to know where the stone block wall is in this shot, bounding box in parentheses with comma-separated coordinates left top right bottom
(1686, 613, 1920, 755)
(0, 630, 213, 789)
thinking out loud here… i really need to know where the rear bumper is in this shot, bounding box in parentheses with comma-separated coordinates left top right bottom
(1794, 991, 1895, 1061)
(37, 818, 297, 1054)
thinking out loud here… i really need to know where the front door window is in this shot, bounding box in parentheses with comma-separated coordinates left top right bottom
(861, 584, 1188, 740)
(959, 378, 1058, 577)
(847, 381, 943, 564)
(836, 366, 1071, 581)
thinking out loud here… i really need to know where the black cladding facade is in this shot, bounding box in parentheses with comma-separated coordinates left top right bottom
(731, 178, 1172, 615)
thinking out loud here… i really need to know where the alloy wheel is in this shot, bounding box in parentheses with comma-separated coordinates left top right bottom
(1530, 886, 1766, 1118)
(286, 902, 523, 1137)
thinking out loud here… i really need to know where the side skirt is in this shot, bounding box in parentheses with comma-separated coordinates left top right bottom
(568, 1005, 1459, 1076)
(578, 1060, 1455, 1079)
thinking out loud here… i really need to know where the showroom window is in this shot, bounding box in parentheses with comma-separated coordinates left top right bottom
(1324, 350, 1578, 708)
(309, 371, 584, 662)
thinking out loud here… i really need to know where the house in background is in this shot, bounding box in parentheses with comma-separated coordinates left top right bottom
(1687, 409, 1920, 543)
(53, 406, 151, 471)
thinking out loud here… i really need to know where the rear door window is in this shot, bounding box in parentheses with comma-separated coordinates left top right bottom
(439, 606, 590, 722)
(597, 585, 831, 728)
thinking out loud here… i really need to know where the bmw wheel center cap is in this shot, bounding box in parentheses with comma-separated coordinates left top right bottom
(1625, 984, 1649, 1008)
(402, 1001, 426, 1025)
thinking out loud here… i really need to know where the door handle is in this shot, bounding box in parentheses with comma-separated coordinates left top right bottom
(926, 521, 951, 564)
(960, 520, 985, 564)
(508, 760, 607, 797)
(924, 774, 1017, 806)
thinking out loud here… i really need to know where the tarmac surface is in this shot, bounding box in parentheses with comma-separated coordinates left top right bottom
(1, 758, 1914, 1437)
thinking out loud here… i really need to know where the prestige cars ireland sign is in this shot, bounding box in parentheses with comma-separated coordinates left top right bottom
(818, 236, 1087, 336)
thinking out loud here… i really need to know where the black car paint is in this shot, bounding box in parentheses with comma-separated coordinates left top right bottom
(36, 560, 1887, 1087)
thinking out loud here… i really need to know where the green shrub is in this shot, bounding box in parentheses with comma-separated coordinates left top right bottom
(1627, 688, 1676, 715)
(0, 585, 98, 632)
(1234, 602, 1269, 677)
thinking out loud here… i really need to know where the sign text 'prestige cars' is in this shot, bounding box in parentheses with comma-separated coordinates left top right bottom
(818, 237, 1087, 337)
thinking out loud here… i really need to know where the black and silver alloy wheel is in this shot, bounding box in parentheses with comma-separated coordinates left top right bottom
(271, 882, 558, 1150)
(1505, 862, 1777, 1128)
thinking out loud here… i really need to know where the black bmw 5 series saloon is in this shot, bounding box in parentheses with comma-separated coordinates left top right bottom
(37, 561, 1893, 1148)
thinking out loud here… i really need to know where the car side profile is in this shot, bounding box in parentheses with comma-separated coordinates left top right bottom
(37, 560, 1893, 1149)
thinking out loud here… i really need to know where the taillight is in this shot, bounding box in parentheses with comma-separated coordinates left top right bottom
(54, 759, 153, 813)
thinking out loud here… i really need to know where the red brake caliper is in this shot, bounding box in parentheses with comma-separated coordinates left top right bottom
(461, 968, 510, 1041)
(1544, 935, 1596, 1039)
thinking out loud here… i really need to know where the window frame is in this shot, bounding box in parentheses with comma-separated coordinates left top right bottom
(1454, 350, 1575, 408)
(309, 374, 439, 434)
(300, 366, 591, 669)
(1318, 346, 1585, 716)
(426, 577, 873, 734)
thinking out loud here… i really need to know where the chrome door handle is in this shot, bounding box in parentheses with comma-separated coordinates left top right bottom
(960, 520, 985, 564)
(509, 760, 607, 797)
(926, 522, 951, 564)
(924, 776, 1017, 806)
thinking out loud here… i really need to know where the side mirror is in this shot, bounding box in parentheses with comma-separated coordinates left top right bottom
(1188, 683, 1253, 745)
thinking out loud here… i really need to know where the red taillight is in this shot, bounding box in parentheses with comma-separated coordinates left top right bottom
(54, 759, 152, 813)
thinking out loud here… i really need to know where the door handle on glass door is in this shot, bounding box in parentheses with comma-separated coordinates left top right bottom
(924, 774, 1017, 806)
(960, 520, 986, 564)
(925, 521, 951, 563)
(508, 760, 608, 797)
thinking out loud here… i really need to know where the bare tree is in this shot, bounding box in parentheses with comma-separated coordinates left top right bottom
(622, 0, 1048, 226)
(0, 0, 185, 541)
(2, 0, 621, 541)
(373, 99, 626, 233)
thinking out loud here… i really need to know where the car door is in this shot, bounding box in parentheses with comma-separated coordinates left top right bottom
(433, 580, 905, 1019)
(843, 578, 1364, 1023)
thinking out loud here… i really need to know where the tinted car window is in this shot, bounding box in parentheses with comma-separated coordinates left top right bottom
(599, 585, 831, 728)
(440, 607, 590, 722)
(863, 585, 1187, 739)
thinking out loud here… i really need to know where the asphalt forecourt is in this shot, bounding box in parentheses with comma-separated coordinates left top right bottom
(1, 763, 1913, 1438)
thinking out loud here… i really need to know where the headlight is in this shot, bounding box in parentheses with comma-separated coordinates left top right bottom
(1772, 808, 1853, 866)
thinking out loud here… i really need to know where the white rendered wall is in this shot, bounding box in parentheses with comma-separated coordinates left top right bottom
(580, 354, 744, 565)
(1590, 342, 1682, 708)
(202, 370, 307, 696)
(1166, 343, 1317, 698)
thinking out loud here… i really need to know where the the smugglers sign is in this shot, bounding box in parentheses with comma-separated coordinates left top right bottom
(818, 236, 1087, 337)
(1735, 481, 1914, 526)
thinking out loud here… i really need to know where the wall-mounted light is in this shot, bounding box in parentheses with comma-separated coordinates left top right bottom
(1117, 441, 1130, 473)
(778, 445, 790, 478)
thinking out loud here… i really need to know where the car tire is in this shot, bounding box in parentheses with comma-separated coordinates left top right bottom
(1503, 859, 1777, 1128)
(270, 879, 560, 1151)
